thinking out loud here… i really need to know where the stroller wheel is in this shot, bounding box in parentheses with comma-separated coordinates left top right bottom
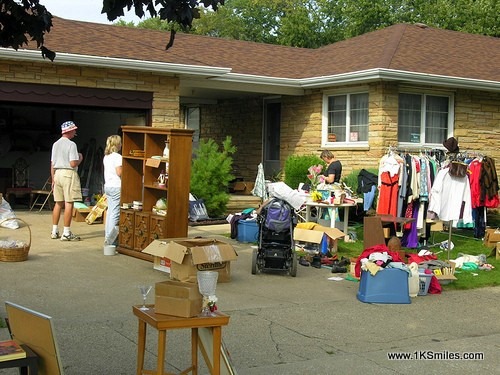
(289, 252, 298, 277)
(251, 248, 258, 275)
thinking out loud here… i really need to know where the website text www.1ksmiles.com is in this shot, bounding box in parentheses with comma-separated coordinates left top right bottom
(387, 351, 485, 361)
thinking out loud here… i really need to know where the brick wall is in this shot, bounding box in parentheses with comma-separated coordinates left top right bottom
(0, 61, 181, 127)
(3, 60, 498, 182)
(198, 97, 263, 181)
(199, 82, 499, 182)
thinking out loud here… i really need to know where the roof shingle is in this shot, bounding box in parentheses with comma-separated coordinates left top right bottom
(22, 18, 500, 83)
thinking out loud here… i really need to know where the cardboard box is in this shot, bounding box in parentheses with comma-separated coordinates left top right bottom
(143, 238, 238, 283)
(155, 280, 202, 317)
(73, 206, 91, 222)
(231, 181, 255, 195)
(431, 260, 457, 284)
(154, 256, 171, 273)
(484, 228, 500, 248)
(293, 224, 346, 252)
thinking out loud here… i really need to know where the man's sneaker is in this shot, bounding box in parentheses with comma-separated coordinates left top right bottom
(50, 232, 60, 239)
(60, 232, 81, 241)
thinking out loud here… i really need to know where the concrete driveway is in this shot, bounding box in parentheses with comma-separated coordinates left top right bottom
(0, 211, 498, 374)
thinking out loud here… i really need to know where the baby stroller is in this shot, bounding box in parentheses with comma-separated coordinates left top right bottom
(251, 198, 298, 277)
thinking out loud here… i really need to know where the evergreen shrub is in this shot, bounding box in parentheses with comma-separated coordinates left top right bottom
(190, 137, 236, 218)
(284, 154, 324, 189)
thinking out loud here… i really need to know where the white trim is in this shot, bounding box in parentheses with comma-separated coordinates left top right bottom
(322, 142, 370, 150)
(0, 48, 231, 76)
(301, 68, 500, 92)
(322, 85, 370, 96)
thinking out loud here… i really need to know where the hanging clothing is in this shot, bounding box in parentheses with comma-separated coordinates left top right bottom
(396, 156, 409, 217)
(377, 171, 400, 216)
(408, 156, 420, 202)
(472, 206, 486, 239)
(401, 202, 419, 248)
(377, 153, 403, 216)
(419, 157, 430, 202)
(468, 158, 483, 209)
(479, 156, 499, 208)
(357, 169, 378, 211)
(252, 163, 268, 201)
(428, 168, 473, 225)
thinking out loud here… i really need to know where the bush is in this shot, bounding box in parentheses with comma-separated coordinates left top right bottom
(284, 154, 325, 189)
(190, 137, 236, 218)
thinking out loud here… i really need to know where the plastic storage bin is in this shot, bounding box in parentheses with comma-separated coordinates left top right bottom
(418, 273, 433, 296)
(357, 268, 411, 304)
(237, 220, 259, 243)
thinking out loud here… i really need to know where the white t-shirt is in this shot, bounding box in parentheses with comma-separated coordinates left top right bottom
(103, 152, 122, 188)
(51, 137, 80, 170)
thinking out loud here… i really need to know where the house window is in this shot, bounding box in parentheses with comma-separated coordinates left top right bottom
(398, 93, 452, 144)
(325, 93, 368, 144)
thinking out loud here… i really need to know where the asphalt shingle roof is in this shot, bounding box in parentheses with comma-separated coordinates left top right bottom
(26, 18, 500, 83)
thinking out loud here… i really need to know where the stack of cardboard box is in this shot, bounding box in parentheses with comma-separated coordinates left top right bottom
(143, 238, 238, 317)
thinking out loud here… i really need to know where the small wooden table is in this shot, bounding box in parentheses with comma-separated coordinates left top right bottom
(0, 344, 38, 375)
(133, 305, 230, 375)
(377, 214, 416, 237)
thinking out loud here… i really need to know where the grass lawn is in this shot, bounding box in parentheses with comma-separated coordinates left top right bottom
(337, 210, 499, 291)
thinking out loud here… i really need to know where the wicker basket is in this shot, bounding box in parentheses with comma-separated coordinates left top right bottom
(0, 218, 31, 262)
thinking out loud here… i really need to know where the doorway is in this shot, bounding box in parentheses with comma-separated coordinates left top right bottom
(263, 99, 281, 178)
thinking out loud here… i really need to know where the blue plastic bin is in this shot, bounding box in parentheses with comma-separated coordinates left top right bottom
(357, 268, 411, 304)
(237, 220, 259, 243)
(418, 273, 433, 296)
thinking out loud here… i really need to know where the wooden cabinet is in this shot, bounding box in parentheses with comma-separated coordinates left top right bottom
(117, 126, 194, 261)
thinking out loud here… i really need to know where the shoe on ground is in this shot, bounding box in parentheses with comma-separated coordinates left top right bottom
(338, 257, 350, 267)
(321, 256, 334, 265)
(331, 265, 347, 273)
(61, 232, 81, 241)
(50, 232, 60, 239)
(324, 252, 338, 260)
(311, 255, 322, 269)
(299, 257, 310, 267)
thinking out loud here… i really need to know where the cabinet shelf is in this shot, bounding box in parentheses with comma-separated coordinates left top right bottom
(123, 156, 146, 161)
(118, 126, 194, 260)
(144, 184, 168, 191)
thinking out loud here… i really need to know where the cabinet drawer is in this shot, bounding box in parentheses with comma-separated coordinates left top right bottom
(150, 214, 166, 241)
(134, 211, 151, 251)
(119, 210, 135, 249)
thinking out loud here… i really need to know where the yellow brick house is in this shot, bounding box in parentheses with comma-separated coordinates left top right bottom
(0, 18, 498, 191)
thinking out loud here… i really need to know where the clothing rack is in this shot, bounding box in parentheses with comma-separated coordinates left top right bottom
(386, 146, 446, 161)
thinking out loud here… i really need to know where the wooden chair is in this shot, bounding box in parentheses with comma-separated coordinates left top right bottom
(30, 177, 53, 212)
(5, 158, 32, 207)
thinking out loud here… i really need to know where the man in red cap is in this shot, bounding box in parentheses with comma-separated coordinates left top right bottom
(50, 121, 83, 241)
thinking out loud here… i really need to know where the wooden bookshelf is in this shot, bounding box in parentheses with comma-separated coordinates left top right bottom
(118, 126, 193, 261)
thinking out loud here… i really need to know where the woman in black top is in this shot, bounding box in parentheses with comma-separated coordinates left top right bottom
(320, 150, 342, 183)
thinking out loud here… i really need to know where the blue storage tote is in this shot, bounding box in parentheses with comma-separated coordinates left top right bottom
(237, 219, 259, 243)
(357, 268, 411, 304)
